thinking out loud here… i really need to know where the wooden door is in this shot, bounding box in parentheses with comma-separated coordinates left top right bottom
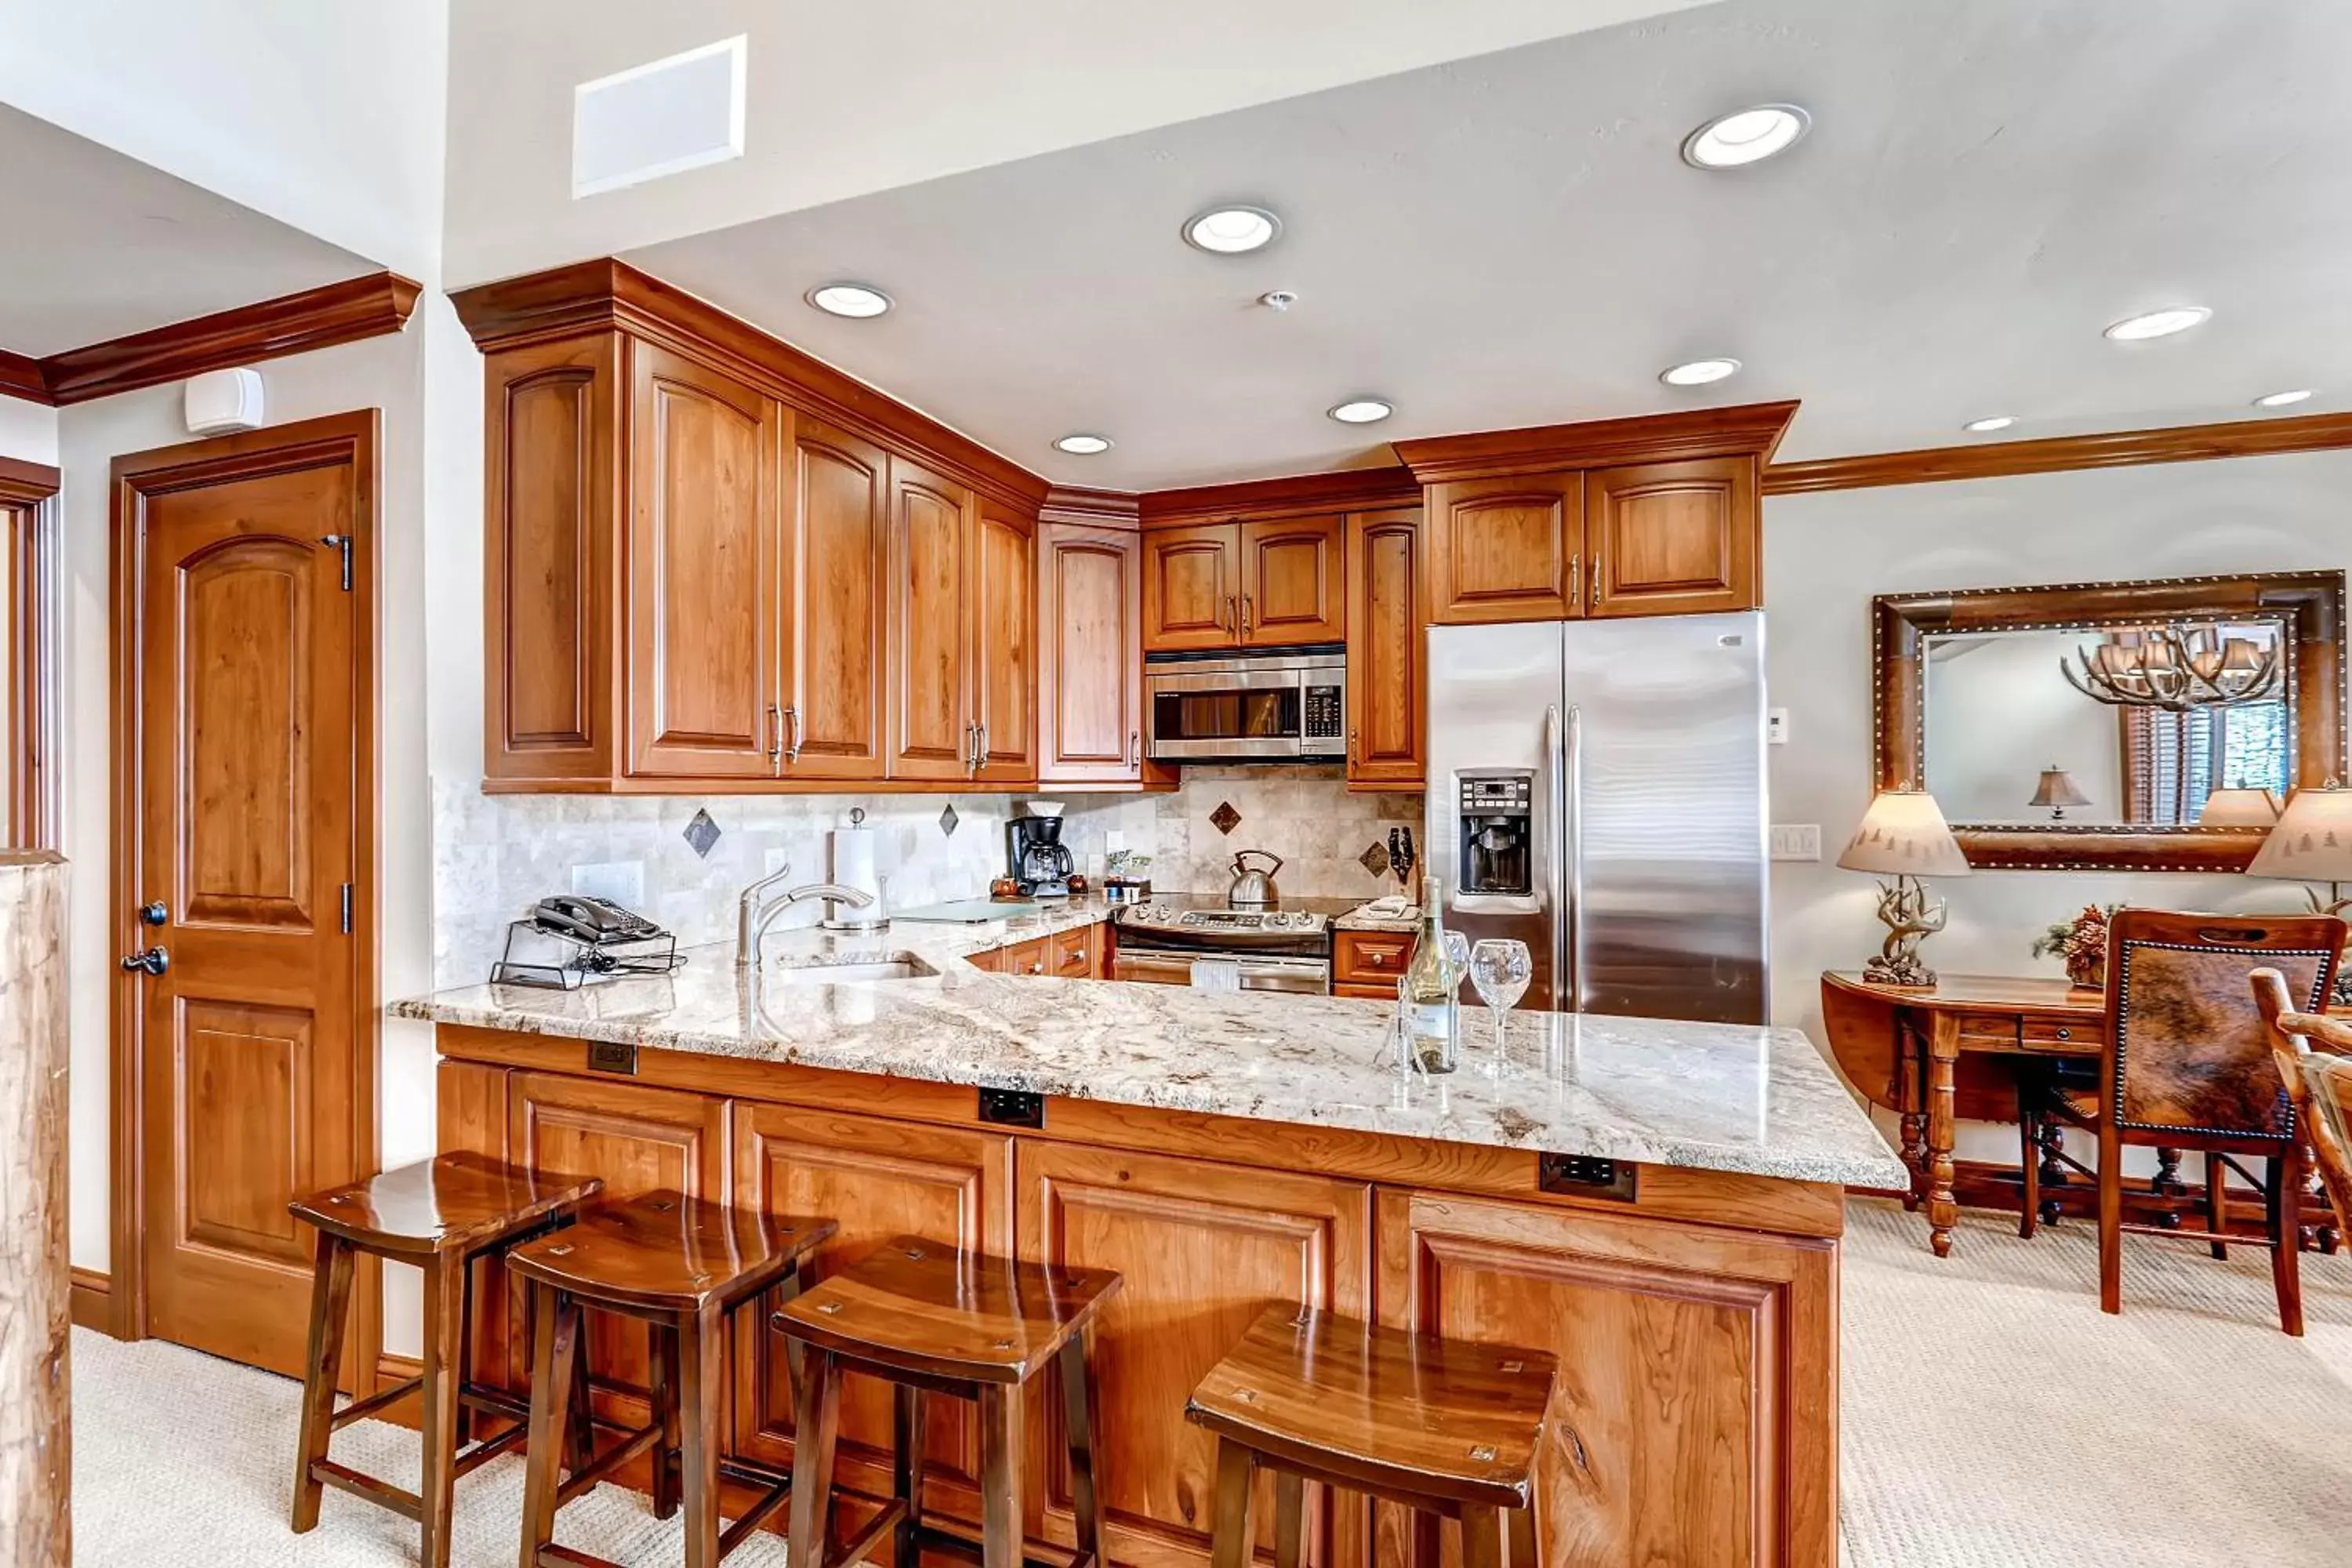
(1142, 523, 1237, 652)
(509, 1073, 728, 1421)
(119, 414, 373, 1379)
(971, 498, 1037, 784)
(1037, 524, 1143, 783)
(1344, 509, 1425, 787)
(731, 1105, 1014, 1523)
(1374, 1189, 1838, 1568)
(1587, 457, 1757, 617)
(1427, 473, 1584, 624)
(1019, 1142, 1372, 1568)
(1239, 514, 1344, 645)
(625, 343, 779, 778)
(784, 416, 889, 779)
(887, 456, 973, 780)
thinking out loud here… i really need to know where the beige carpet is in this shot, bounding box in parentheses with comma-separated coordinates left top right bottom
(68, 1203, 2352, 1566)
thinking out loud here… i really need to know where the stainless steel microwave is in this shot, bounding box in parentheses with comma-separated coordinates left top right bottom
(1144, 651, 1346, 761)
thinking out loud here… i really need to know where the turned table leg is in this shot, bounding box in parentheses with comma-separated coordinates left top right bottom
(1925, 1014, 1961, 1257)
(1898, 1111, 1926, 1211)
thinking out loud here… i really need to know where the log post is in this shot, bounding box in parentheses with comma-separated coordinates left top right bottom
(0, 851, 68, 1568)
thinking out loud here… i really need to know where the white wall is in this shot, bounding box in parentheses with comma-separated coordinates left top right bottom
(1766, 448, 2352, 1163)
(1924, 630, 2125, 824)
(0, 394, 58, 466)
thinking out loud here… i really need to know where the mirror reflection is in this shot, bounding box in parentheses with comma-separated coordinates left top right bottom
(1922, 620, 2292, 827)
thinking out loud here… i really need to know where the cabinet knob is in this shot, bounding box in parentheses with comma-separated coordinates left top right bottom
(2056, 1026, 2072, 1040)
(1368, 951, 1390, 967)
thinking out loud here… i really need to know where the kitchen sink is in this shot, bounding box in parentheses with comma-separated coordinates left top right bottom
(767, 956, 938, 984)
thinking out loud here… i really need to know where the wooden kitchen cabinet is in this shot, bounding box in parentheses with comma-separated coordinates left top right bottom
(971, 498, 1037, 782)
(1142, 522, 1236, 652)
(1425, 472, 1584, 624)
(887, 456, 975, 780)
(1374, 1187, 1838, 1568)
(1048, 923, 1101, 978)
(1036, 523, 1146, 782)
(997, 935, 1053, 977)
(1343, 508, 1425, 786)
(1239, 514, 1344, 644)
(1018, 1142, 1373, 1568)
(1334, 929, 1413, 998)
(1587, 456, 1758, 616)
(782, 416, 891, 780)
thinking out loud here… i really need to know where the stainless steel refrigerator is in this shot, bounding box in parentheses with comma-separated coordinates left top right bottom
(1425, 613, 1769, 1025)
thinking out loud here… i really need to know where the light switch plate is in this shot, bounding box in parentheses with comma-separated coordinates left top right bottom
(1767, 708, 1790, 745)
(1769, 824, 1821, 862)
(572, 860, 646, 906)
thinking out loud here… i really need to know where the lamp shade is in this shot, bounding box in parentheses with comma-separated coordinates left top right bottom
(1838, 789, 1973, 877)
(2245, 783, 2352, 882)
(2198, 787, 2282, 828)
(2027, 766, 2090, 810)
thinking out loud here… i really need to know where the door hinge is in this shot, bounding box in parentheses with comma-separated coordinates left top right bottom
(339, 883, 354, 934)
(319, 533, 353, 591)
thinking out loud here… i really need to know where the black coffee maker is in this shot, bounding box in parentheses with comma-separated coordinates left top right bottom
(1007, 810, 1075, 898)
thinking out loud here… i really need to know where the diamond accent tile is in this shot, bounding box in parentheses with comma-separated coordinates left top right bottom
(683, 808, 721, 858)
(1209, 801, 1242, 836)
(938, 803, 960, 837)
(1358, 841, 1391, 878)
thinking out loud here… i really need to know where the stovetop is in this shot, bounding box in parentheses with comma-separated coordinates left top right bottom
(1111, 893, 1358, 943)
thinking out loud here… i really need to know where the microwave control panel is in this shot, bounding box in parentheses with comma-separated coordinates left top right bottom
(1302, 683, 1345, 741)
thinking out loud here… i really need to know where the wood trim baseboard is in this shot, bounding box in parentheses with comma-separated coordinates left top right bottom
(70, 1267, 113, 1334)
(1764, 408, 2352, 495)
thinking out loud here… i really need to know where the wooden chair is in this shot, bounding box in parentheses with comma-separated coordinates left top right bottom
(287, 1152, 602, 1568)
(506, 1192, 836, 1568)
(2029, 909, 2345, 1334)
(771, 1236, 1122, 1568)
(1185, 1303, 1558, 1568)
(2252, 965, 2352, 1233)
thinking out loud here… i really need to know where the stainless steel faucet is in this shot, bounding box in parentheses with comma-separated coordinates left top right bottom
(738, 880, 877, 969)
(736, 862, 796, 968)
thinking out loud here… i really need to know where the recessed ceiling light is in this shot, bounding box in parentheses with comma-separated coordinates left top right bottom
(1183, 205, 1281, 255)
(2103, 306, 2210, 342)
(1962, 416, 2016, 433)
(1327, 398, 1393, 425)
(1053, 433, 1113, 456)
(1681, 104, 1811, 169)
(806, 282, 892, 319)
(1659, 358, 1741, 387)
(2253, 389, 2314, 408)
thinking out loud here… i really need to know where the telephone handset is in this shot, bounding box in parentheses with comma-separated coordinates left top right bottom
(532, 894, 666, 946)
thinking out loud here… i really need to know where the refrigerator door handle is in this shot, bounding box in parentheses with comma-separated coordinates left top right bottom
(1563, 702, 1585, 1013)
(1544, 702, 1568, 1012)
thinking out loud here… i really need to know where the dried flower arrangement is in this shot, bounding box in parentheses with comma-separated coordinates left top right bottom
(2031, 903, 2122, 991)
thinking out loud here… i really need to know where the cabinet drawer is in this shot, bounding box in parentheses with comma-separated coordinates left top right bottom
(998, 935, 1052, 977)
(2021, 1017, 2103, 1053)
(1334, 931, 1413, 985)
(1051, 925, 1098, 978)
(1953, 1017, 2020, 1051)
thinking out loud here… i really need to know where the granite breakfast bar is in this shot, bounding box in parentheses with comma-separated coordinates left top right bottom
(394, 910, 1903, 1568)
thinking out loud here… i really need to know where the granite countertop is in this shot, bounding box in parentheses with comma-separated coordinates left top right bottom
(395, 911, 1903, 1188)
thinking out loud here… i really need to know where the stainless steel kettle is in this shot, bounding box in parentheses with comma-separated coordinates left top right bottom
(1227, 849, 1283, 907)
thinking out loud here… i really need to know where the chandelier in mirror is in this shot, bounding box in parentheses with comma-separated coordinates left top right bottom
(2059, 622, 2283, 710)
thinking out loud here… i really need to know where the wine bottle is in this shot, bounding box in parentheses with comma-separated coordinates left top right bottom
(1403, 872, 1458, 1073)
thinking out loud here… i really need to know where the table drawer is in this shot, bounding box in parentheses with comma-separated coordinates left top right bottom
(1334, 931, 1413, 987)
(2021, 1016, 2103, 1052)
(1953, 1018, 2020, 1051)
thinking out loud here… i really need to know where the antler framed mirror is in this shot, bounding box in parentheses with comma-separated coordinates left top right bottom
(1874, 571, 2347, 870)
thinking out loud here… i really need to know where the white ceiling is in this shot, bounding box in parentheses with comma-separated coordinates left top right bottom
(624, 0, 2352, 488)
(0, 102, 374, 358)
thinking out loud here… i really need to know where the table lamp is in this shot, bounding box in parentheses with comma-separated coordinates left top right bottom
(1838, 789, 1971, 988)
(2027, 765, 2090, 821)
(2198, 787, 2282, 828)
(2246, 780, 2352, 1002)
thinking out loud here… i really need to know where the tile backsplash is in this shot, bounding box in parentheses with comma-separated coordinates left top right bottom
(1058, 767, 1425, 902)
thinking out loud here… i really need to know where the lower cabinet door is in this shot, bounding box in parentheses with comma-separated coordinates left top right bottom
(1374, 1189, 1838, 1568)
(1018, 1142, 1373, 1568)
(507, 1073, 731, 1423)
(730, 1104, 1017, 1522)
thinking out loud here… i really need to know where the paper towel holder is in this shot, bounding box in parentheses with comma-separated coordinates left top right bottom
(821, 808, 891, 934)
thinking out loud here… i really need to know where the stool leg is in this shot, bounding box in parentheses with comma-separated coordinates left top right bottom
(1461, 1504, 1502, 1568)
(419, 1253, 466, 1568)
(1058, 1334, 1103, 1568)
(567, 1322, 598, 1475)
(648, 1322, 681, 1519)
(785, 1348, 842, 1568)
(1271, 1471, 1304, 1568)
(519, 1283, 580, 1564)
(892, 1384, 927, 1568)
(289, 1232, 354, 1533)
(1207, 1437, 1257, 1568)
(977, 1383, 1025, 1568)
(680, 1302, 725, 1568)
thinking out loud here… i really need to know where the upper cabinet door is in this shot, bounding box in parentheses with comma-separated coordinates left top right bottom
(1427, 473, 1585, 625)
(784, 416, 890, 779)
(1239, 514, 1344, 645)
(1345, 509, 1425, 787)
(1141, 523, 1237, 652)
(1037, 524, 1144, 782)
(887, 456, 974, 780)
(970, 499, 1037, 785)
(625, 343, 779, 778)
(1587, 456, 1757, 618)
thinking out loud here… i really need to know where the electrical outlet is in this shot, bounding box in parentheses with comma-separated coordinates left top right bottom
(1767, 708, 1790, 745)
(1769, 824, 1821, 862)
(571, 860, 645, 906)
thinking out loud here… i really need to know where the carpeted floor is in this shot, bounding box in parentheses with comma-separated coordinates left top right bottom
(69, 1200, 2352, 1566)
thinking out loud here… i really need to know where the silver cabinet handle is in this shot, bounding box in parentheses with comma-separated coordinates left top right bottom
(1127, 730, 1141, 771)
(766, 703, 783, 765)
(1241, 593, 1254, 633)
(1567, 554, 1581, 610)
(783, 705, 804, 764)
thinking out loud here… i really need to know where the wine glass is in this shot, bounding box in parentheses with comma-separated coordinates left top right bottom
(1468, 939, 1533, 1069)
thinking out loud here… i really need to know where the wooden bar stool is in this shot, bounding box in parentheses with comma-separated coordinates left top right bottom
(1185, 1304, 1558, 1568)
(771, 1236, 1122, 1568)
(288, 1152, 603, 1568)
(507, 1191, 836, 1568)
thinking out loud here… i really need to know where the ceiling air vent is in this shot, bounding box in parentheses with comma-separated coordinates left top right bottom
(572, 35, 747, 200)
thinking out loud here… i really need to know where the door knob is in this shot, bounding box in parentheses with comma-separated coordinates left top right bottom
(137, 901, 169, 927)
(120, 946, 169, 976)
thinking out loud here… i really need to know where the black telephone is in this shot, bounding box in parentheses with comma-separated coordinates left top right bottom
(532, 894, 666, 946)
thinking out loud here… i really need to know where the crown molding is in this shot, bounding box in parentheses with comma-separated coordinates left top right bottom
(1039, 485, 1142, 530)
(452, 260, 1051, 513)
(1395, 401, 1798, 485)
(0, 350, 49, 406)
(0, 454, 62, 506)
(1138, 463, 1421, 528)
(1763, 409, 2352, 495)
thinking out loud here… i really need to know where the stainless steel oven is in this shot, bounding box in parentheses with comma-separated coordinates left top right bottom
(1109, 950, 1332, 993)
(1144, 651, 1345, 762)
